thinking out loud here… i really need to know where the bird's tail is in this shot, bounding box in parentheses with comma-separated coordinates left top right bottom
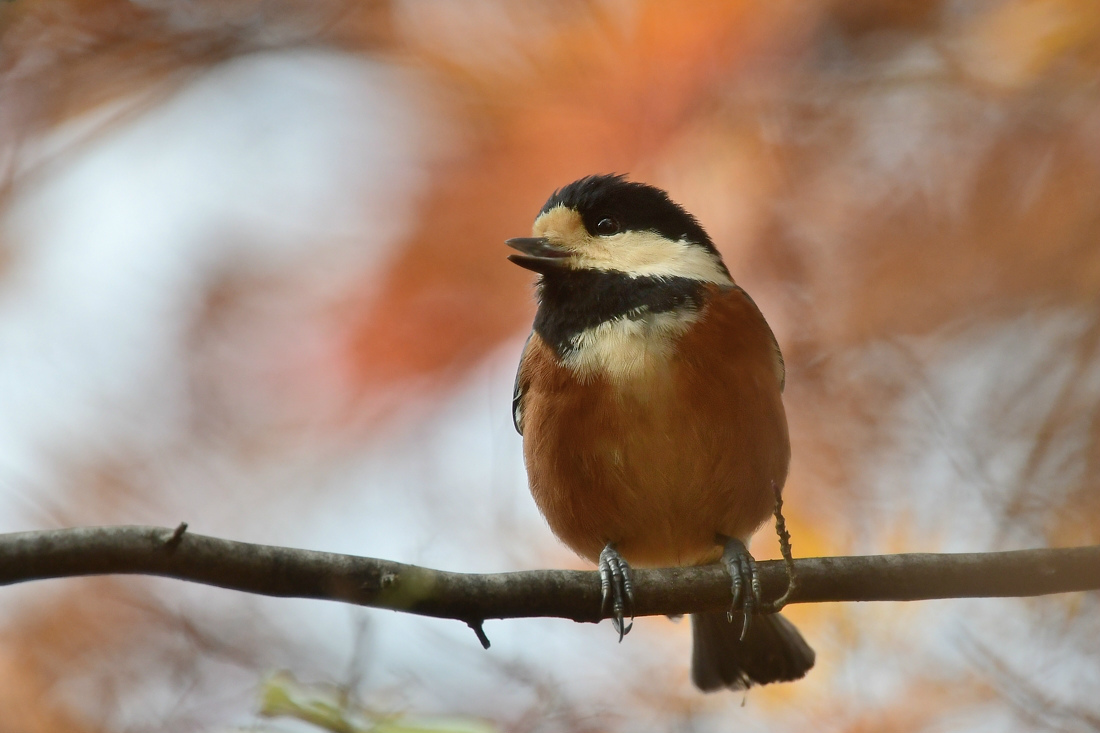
(690, 610, 815, 691)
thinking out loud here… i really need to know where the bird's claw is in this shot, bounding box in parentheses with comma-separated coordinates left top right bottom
(599, 544, 634, 641)
(722, 537, 761, 642)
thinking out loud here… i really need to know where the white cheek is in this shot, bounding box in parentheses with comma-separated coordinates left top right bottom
(571, 231, 732, 284)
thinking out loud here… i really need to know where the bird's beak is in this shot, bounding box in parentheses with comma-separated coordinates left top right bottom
(506, 237, 571, 274)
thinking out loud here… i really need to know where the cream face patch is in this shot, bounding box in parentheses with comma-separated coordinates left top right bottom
(532, 206, 732, 285)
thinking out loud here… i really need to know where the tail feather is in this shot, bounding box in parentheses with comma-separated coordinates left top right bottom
(691, 611, 814, 691)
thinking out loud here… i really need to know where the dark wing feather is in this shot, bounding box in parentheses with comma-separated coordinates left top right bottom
(512, 331, 534, 435)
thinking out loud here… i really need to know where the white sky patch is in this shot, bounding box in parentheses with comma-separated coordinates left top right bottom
(0, 50, 437, 525)
(869, 310, 1100, 551)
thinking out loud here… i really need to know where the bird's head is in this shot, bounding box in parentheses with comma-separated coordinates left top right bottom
(507, 174, 731, 285)
(507, 176, 736, 365)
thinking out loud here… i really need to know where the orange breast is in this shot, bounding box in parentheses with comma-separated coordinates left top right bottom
(519, 286, 789, 567)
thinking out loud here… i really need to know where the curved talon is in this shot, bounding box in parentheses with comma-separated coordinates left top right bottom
(741, 551, 756, 640)
(721, 538, 761, 642)
(728, 564, 743, 617)
(598, 544, 635, 641)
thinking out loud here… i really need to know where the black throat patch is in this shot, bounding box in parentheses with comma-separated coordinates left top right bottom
(534, 269, 706, 358)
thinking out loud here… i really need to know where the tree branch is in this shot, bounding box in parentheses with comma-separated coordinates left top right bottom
(2, 525, 1097, 630)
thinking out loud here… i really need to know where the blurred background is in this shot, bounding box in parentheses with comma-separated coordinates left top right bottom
(1, 0, 1099, 730)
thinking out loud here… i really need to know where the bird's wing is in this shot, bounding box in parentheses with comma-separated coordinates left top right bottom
(512, 331, 534, 435)
(715, 285, 786, 392)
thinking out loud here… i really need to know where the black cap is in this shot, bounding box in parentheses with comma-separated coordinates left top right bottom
(540, 174, 719, 257)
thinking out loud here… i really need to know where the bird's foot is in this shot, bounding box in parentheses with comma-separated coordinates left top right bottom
(721, 537, 761, 641)
(598, 543, 634, 641)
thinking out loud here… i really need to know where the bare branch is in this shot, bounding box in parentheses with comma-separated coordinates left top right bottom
(1, 526, 1097, 629)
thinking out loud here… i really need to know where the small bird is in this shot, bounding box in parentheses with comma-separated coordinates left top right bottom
(507, 174, 814, 691)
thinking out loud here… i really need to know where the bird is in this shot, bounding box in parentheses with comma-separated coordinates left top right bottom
(506, 174, 814, 691)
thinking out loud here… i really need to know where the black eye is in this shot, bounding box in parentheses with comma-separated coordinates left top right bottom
(595, 217, 620, 236)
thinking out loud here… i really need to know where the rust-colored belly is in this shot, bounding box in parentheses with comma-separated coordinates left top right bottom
(520, 313, 789, 568)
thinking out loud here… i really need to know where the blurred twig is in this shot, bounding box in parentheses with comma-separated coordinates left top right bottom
(0, 525, 1097, 633)
(260, 670, 499, 733)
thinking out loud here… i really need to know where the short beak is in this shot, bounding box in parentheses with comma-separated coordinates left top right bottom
(506, 237, 571, 274)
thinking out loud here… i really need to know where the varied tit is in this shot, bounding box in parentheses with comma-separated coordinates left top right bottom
(507, 174, 814, 691)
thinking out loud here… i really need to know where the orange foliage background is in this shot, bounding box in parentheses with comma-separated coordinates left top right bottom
(1, 0, 1099, 730)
